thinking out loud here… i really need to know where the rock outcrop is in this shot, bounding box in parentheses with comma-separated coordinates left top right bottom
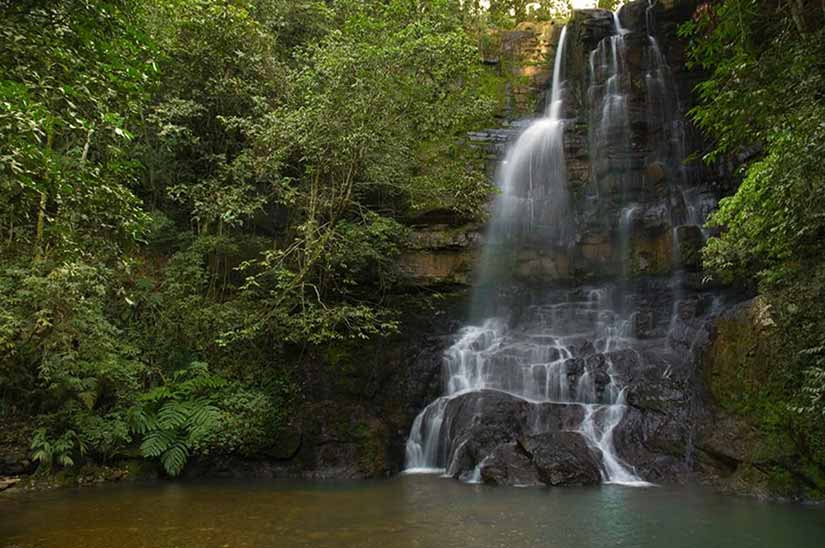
(399, 224, 483, 287)
(428, 390, 601, 486)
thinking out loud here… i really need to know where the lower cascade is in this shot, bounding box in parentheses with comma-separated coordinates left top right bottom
(405, 286, 652, 486)
(404, 3, 722, 488)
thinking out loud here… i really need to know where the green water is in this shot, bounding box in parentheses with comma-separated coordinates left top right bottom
(1, 476, 823, 547)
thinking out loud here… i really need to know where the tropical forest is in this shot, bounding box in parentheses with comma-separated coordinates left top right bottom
(0, 0, 824, 546)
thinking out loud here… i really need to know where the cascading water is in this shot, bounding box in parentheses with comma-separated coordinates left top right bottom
(405, 1, 723, 488)
(643, 0, 716, 232)
(485, 26, 574, 252)
(641, 0, 718, 357)
(405, 283, 651, 485)
(588, 10, 630, 196)
(405, 24, 646, 485)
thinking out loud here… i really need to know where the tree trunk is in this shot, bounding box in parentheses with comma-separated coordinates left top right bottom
(34, 124, 54, 261)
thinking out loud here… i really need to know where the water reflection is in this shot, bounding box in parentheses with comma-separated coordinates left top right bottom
(1, 477, 823, 548)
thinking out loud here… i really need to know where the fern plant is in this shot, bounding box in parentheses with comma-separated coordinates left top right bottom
(31, 428, 87, 470)
(128, 362, 225, 476)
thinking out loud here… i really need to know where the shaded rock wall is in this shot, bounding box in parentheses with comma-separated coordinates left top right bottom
(399, 224, 483, 287)
(187, 292, 471, 480)
(691, 298, 812, 498)
(487, 21, 560, 118)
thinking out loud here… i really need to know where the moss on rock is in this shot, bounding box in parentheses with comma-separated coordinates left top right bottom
(702, 296, 825, 500)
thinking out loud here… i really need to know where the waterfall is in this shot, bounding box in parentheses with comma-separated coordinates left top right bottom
(404, 2, 718, 489)
(405, 26, 583, 474)
(405, 20, 647, 486)
(483, 26, 573, 252)
(643, 0, 716, 233)
(406, 23, 652, 483)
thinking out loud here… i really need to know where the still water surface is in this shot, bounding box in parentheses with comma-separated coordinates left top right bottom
(1, 475, 823, 547)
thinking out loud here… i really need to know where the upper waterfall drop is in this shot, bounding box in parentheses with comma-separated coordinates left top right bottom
(485, 25, 573, 252)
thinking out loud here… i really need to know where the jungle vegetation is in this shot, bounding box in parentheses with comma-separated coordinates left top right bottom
(682, 0, 825, 489)
(2, 0, 824, 484)
(0, 0, 521, 476)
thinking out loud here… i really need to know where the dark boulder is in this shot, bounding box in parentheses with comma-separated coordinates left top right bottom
(479, 432, 601, 487)
(523, 432, 602, 486)
(436, 390, 595, 485)
(480, 442, 542, 486)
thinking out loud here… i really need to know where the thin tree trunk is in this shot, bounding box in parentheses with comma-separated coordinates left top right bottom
(33, 192, 47, 261)
(81, 128, 93, 162)
(34, 125, 54, 262)
(789, 0, 807, 34)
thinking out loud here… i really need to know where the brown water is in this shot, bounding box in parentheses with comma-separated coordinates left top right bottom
(1, 475, 823, 548)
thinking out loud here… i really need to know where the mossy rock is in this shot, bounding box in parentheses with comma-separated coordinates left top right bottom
(702, 297, 825, 499)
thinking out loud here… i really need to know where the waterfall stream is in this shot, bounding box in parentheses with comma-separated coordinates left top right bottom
(405, 3, 716, 488)
(486, 26, 573, 250)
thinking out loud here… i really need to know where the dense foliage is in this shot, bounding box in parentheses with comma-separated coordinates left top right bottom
(682, 0, 825, 492)
(0, 0, 506, 476)
(681, 0, 825, 287)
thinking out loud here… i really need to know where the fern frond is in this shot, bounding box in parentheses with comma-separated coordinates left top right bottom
(187, 403, 220, 441)
(157, 401, 189, 430)
(141, 386, 173, 403)
(139, 429, 176, 458)
(31, 428, 48, 449)
(75, 433, 88, 457)
(161, 441, 189, 477)
(181, 375, 227, 394)
(189, 402, 219, 427)
(54, 439, 73, 455)
(32, 448, 51, 465)
(127, 407, 152, 434)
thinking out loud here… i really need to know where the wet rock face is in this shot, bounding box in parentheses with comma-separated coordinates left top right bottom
(558, 2, 716, 280)
(522, 432, 602, 486)
(431, 390, 600, 486)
